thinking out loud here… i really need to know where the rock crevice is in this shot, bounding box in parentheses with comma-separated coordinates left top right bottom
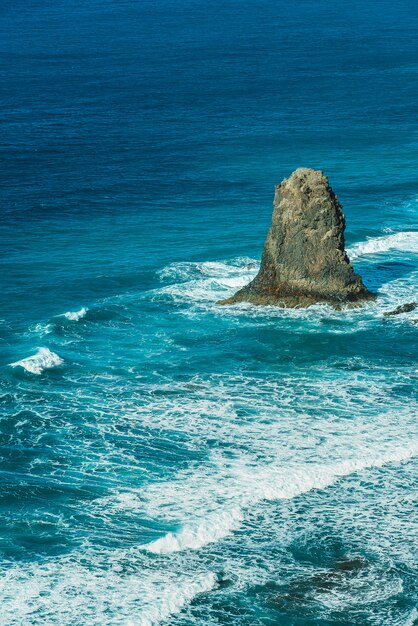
(219, 168, 374, 308)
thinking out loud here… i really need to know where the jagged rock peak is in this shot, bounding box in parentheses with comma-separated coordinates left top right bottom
(219, 168, 374, 308)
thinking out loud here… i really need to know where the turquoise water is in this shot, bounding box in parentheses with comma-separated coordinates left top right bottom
(1, 1, 418, 624)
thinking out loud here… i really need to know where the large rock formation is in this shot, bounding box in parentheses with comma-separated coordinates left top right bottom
(219, 168, 374, 308)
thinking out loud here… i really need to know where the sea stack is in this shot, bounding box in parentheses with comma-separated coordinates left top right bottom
(219, 168, 374, 308)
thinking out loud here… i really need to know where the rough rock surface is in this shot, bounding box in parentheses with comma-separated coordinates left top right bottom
(383, 302, 417, 316)
(219, 168, 374, 308)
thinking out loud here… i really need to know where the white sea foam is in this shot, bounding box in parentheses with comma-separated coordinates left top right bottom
(140, 441, 418, 554)
(137, 572, 216, 626)
(0, 554, 216, 626)
(403, 607, 418, 626)
(156, 257, 259, 304)
(142, 507, 243, 554)
(158, 258, 258, 281)
(30, 322, 54, 335)
(377, 270, 418, 315)
(10, 348, 64, 375)
(62, 307, 88, 321)
(2, 444, 412, 623)
(348, 231, 418, 259)
(3, 335, 415, 623)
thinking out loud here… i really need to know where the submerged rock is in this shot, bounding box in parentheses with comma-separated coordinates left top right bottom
(270, 557, 368, 611)
(383, 302, 417, 316)
(219, 168, 374, 308)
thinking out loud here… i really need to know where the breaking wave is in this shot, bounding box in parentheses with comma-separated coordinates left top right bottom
(348, 231, 418, 259)
(30, 322, 54, 336)
(137, 571, 217, 626)
(141, 508, 243, 554)
(9, 347, 64, 375)
(156, 257, 259, 304)
(141, 442, 418, 554)
(61, 307, 88, 321)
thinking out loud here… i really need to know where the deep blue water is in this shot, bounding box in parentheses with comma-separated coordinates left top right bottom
(1, 1, 418, 624)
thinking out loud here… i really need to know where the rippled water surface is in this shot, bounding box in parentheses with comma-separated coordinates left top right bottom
(1, 1, 418, 624)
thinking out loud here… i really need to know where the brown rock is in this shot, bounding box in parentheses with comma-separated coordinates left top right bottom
(219, 168, 374, 308)
(383, 302, 417, 316)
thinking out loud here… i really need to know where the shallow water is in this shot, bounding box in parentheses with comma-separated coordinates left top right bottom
(1, 1, 418, 624)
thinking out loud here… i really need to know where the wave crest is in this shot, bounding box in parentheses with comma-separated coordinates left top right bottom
(138, 572, 216, 626)
(62, 307, 88, 321)
(10, 348, 64, 375)
(348, 231, 418, 259)
(141, 508, 243, 554)
(139, 443, 418, 554)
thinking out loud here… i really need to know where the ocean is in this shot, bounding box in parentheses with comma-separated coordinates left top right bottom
(1, 0, 418, 624)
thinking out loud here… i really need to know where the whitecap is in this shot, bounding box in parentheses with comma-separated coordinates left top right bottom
(141, 507, 243, 554)
(139, 441, 418, 554)
(158, 257, 258, 282)
(29, 322, 54, 336)
(154, 257, 259, 305)
(10, 347, 64, 375)
(137, 571, 216, 626)
(61, 307, 88, 321)
(348, 231, 418, 259)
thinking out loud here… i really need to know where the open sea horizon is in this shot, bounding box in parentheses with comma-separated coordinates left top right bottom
(1, 1, 418, 624)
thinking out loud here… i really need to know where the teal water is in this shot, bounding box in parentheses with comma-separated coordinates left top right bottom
(1, 1, 418, 624)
